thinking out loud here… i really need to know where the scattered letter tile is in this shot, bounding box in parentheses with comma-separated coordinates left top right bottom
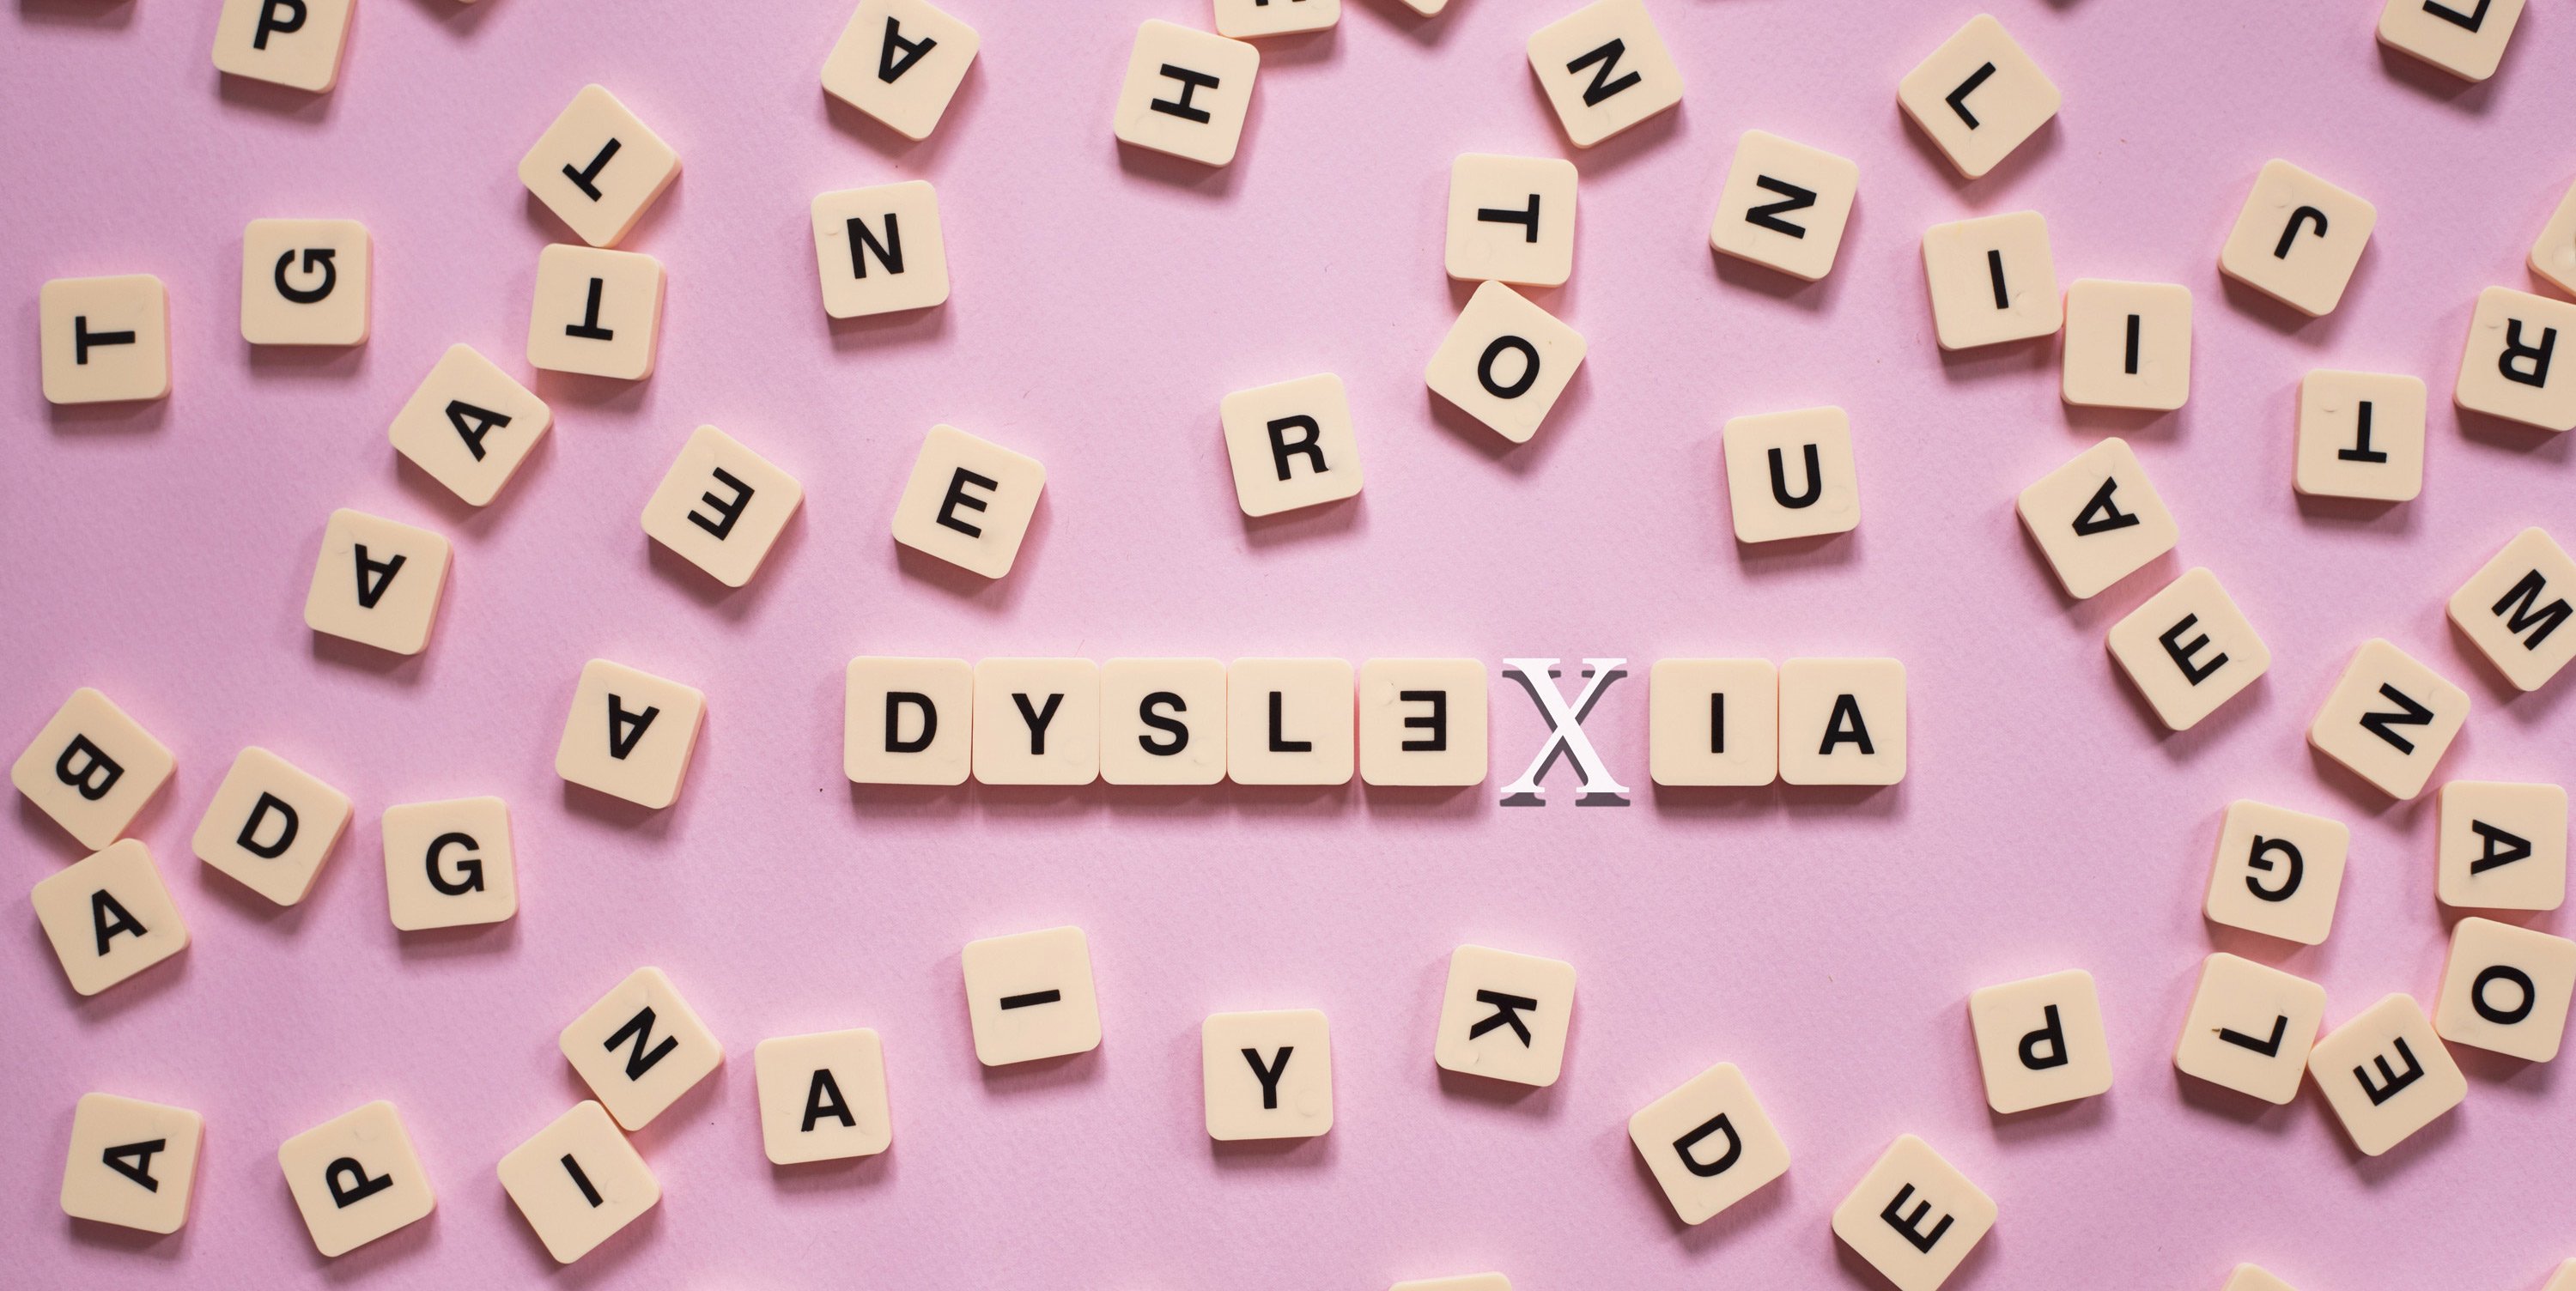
(1922, 212, 2059, 350)
(39, 275, 170, 405)
(212, 0, 352, 93)
(1425, 281, 1586, 445)
(1777, 658, 1905, 786)
(277, 1100, 434, 1258)
(1228, 658, 1354, 785)
(519, 85, 680, 249)
(241, 219, 369, 345)
(2378, 0, 2527, 82)
(754, 1028, 891, 1164)
(191, 746, 351, 906)
(2438, 779, 2567, 912)
(1447, 153, 1579, 288)
(2218, 161, 2376, 317)
(2204, 800, 2348, 946)
(2063, 279, 2193, 410)
(1525, 0, 1683, 149)
(2225, 1266, 2300, 1291)
(13, 687, 174, 850)
(2105, 568, 2269, 732)
(1831, 1134, 1996, 1291)
(1708, 130, 1859, 282)
(2435, 917, 2574, 1062)
(497, 1101, 658, 1265)
(303, 509, 451, 657)
(1222, 373, 1364, 517)
(2295, 370, 2425, 503)
(2532, 176, 2576, 299)
(2455, 286, 2576, 432)
(1968, 969, 2112, 1112)
(641, 425, 804, 588)
(33, 840, 188, 996)
(2017, 438, 2178, 598)
(1433, 945, 1574, 1086)
(2306, 639, 2468, 800)
(1215, 0, 1337, 39)
(388, 345, 552, 506)
(1723, 406, 1860, 544)
(382, 797, 518, 931)
(1101, 658, 1228, 786)
(811, 181, 951, 318)
(962, 925, 1102, 1066)
(1627, 1061, 1789, 1225)
(1649, 658, 1777, 786)
(890, 424, 1046, 579)
(2447, 527, 2576, 692)
(61, 1093, 203, 1233)
(1897, 14, 2057, 179)
(821, 0, 981, 142)
(1112, 21, 1259, 167)
(2172, 952, 2328, 1105)
(1203, 1008, 1332, 1140)
(526, 245, 665, 380)
(1358, 658, 1486, 787)
(553, 659, 707, 809)
(2307, 993, 2465, 1155)
(973, 658, 1100, 785)
(845, 658, 975, 786)
(560, 967, 723, 1130)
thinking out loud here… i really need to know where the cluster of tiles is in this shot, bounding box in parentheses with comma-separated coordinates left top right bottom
(21, 0, 2576, 1286)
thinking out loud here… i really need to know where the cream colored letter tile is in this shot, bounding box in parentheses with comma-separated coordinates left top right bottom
(1112, 21, 1259, 167)
(754, 1028, 891, 1164)
(2204, 800, 2348, 946)
(1922, 212, 2059, 350)
(2218, 161, 2376, 318)
(212, 0, 352, 93)
(33, 841, 188, 996)
(2306, 639, 2468, 800)
(303, 509, 451, 656)
(2225, 1266, 2300, 1291)
(2456, 287, 2576, 432)
(518, 85, 680, 249)
(2448, 527, 2576, 691)
(1708, 130, 1859, 282)
(1215, 0, 1336, 39)
(962, 925, 1102, 1065)
(553, 659, 706, 809)
(277, 1100, 434, 1258)
(191, 746, 351, 906)
(2438, 780, 2567, 912)
(1777, 658, 1904, 786)
(382, 797, 517, 931)
(2064, 279, 2193, 410)
(526, 245, 664, 381)
(388, 345, 552, 506)
(39, 275, 170, 405)
(1101, 658, 1227, 786)
(497, 1102, 657, 1265)
(845, 658, 974, 786)
(641, 426, 804, 589)
(2017, 438, 2178, 598)
(1447, 154, 1578, 288)
(821, 0, 981, 141)
(2436, 917, 2574, 1061)
(1831, 1135, 1996, 1291)
(2532, 177, 2576, 299)
(2105, 568, 2269, 732)
(1358, 658, 1485, 787)
(241, 219, 369, 345)
(1434, 945, 1574, 1086)
(1649, 658, 1776, 786)
(1897, 14, 2057, 179)
(1228, 658, 1353, 785)
(2172, 952, 2328, 1105)
(972, 658, 1099, 785)
(1627, 1061, 1789, 1224)
(1968, 969, 2111, 1112)
(2307, 993, 2465, 1155)
(62, 1093, 203, 1233)
(811, 181, 951, 319)
(1203, 1008, 1332, 1140)
(1221, 373, 1364, 517)
(890, 424, 1047, 579)
(2549, 1260, 2576, 1291)
(1425, 281, 1587, 445)
(13, 688, 174, 850)
(561, 967, 722, 1130)
(1723, 406, 1859, 544)
(1525, 0, 1682, 149)
(2295, 370, 2425, 502)
(2378, 0, 2526, 82)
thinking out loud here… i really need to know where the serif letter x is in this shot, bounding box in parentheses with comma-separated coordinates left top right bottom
(1501, 658, 1629, 806)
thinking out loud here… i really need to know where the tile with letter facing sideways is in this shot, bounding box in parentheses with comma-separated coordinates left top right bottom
(497, 1101, 658, 1265)
(276, 1100, 434, 1258)
(2533, 177, 2576, 299)
(2435, 917, 2574, 1061)
(890, 424, 1047, 579)
(2016, 438, 2178, 599)
(2105, 568, 2269, 732)
(1649, 658, 1777, 786)
(388, 345, 553, 506)
(1707, 130, 1859, 283)
(640, 425, 804, 589)
(811, 181, 951, 319)
(2294, 371, 2425, 503)
(211, 0, 352, 93)
(1392, 1277, 1510, 1291)
(962, 925, 1102, 1066)
(2218, 161, 2376, 318)
(972, 658, 1100, 785)
(754, 1028, 891, 1165)
(1524, 0, 1682, 149)
(2448, 527, 2576, 692)
(303, 509, 452, 656)
(13, 687, 174, 851)
(1627, 1061, 1789, 1225)
(1968, 969, 2112, 1113)
(39, 275, 170, 405)
(2305, 639, 2468, 801)
(2173, 953, 2329, 1106)
(33, 840, 188, 996)
(1214, 0, 1336, 39)
(560, 967, 723, 1130)
(1358, 658, 1485, 787)
(2307, 993, 2465, 1155)
(518, 85, 680, 249)
(2377, 0, 2527, 82)
(61, 1093, 204, 1233)
(1446, 154, 1578, 288)
(241, 220, 369, 345)
(2063, 279, 2193, 410)
(1221, 373, 1364, 517)
(1111, 21, 1259, 167)
(1101, 658, 1227, 786)
(1777, 658, 1904, 786)
(190, 746, 351, 906)
(1433, 945, 1574, 1087)
(1425, 280, 1586, 445)
(2224, 1266, 2300, 1291)
(1831, 1135, 1995, 1291)
(1203, 1009, 1332, 1140)
(1896, 14, 2058, 180)
(1722, 406, 1859, 544)
(1228, 658, 1354, 785)
(382, 797, 517, 931)
(2204, 800, 2347, 946)
(845, 658, 974, 786)
(1922, 212, 2059, 350)
(2455, 287, 2576, 432)
(553, 659, 706, 809)
(525, 245, 665, 380)
(2439, 780, 2567, 912)
(821, 0, 981, 142)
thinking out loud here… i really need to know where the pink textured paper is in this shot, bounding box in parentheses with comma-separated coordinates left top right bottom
(4, 0, 2572, 1287)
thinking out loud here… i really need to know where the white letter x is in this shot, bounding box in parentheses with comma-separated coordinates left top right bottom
(1500, 658, 1629, 805)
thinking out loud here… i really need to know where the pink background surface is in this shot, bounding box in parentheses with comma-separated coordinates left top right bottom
(4, 0, 2573, 1286)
